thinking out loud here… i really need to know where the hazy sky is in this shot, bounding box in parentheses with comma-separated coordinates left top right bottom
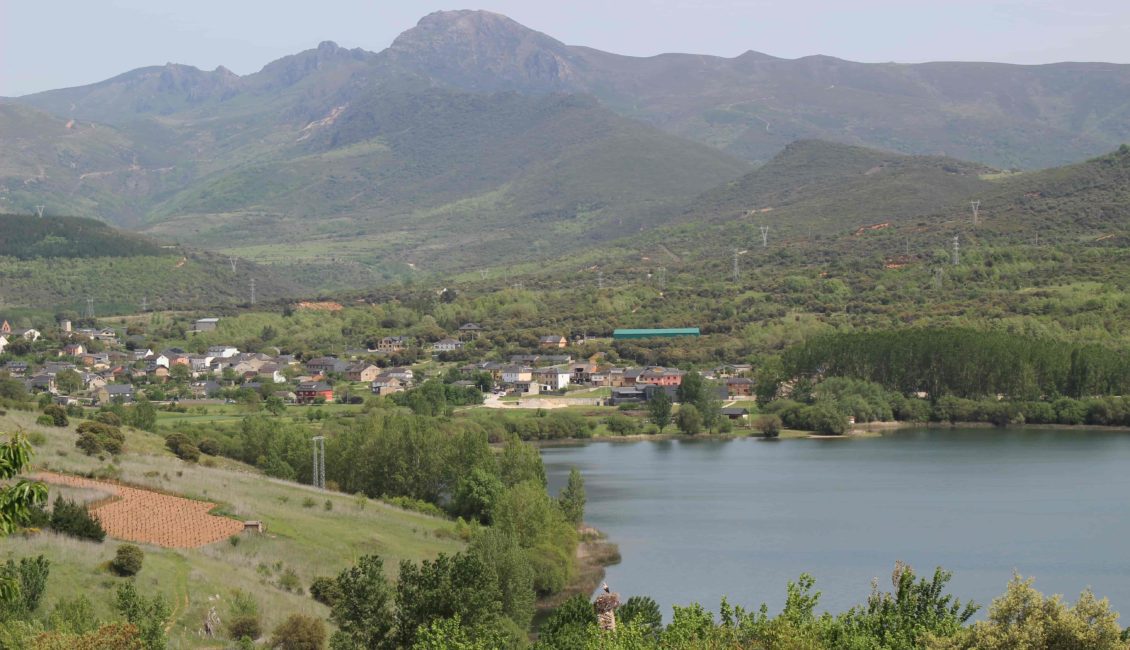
(3, 0, 1129, 96)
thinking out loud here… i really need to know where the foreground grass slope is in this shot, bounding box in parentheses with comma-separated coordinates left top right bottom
(0, 409, 462, 646)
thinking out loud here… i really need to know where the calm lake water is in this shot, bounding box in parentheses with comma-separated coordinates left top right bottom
(542, 428, 1130, 618)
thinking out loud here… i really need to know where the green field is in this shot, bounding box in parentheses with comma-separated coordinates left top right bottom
(0, 409, 463, 646)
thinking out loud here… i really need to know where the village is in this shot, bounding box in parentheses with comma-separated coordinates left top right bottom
(0, 316, 757, 421)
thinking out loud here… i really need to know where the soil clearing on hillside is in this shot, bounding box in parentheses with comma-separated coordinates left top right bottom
(34, 471, 245, 548)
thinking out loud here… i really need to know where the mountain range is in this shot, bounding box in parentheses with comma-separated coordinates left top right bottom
(2, 9, 1129, 283)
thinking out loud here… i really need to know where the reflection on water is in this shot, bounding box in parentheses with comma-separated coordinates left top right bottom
(543, 429, 1130, 618)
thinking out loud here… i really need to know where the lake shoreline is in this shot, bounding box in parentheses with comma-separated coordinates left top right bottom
(533, 420, 1130, 446)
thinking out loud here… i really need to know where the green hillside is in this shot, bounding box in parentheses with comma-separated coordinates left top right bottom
(0, 214, 301, 313)
(0, 408, 462, 647)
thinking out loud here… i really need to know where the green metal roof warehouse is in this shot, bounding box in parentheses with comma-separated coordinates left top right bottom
(612, 328, 701, 339)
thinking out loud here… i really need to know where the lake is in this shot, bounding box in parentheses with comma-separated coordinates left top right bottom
(542, 428, 1130, 618)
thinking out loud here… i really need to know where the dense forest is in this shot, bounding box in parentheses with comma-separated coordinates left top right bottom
(0, 214, 167, 259)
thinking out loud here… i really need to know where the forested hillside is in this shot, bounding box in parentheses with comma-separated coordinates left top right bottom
(0, 214, 165, 258)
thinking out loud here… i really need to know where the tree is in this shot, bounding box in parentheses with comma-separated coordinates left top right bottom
(42, 404, 69, 427)
(110, 545, 144, 577)
(677, 372, 705, 405)
(48, 496, 106, 542)
(676, 404, 703, 435)
(330, 555, 395, 650)
(557, 468, 585, 527)
(269, 614, 326, 650)
(411, 615, 509, 650)
(647, 391, 672, 432)
(0, 379, 28, 401)
(394, 552, 502, 649)
(618, 596, 663, 638)
(933, 574, 1126, 650)
(55, 370, 83, 395)
(467, 528, 535, 631)
(227, 589, 262, 642)
(113, 582, 169, 650)
(756, 414, 782, 438)
(1, 555, 50, 618)
(265, 395, 286, 416)
(0, 434, 48, 537)
(126, 400, 156, 432)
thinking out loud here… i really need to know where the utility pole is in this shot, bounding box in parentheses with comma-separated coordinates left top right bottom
(228, 257, 237, 272)
(952, 235, 960, 266)
(760, 225, 770, 248)
(311, 436, 326, 489)
(733, 249, 740, 283)
(84, 297, 95, 319)
(970, 201, 981, 226)
(597, 271, 604, 290)
(140, 296, 148, 313)
(657, 267, 666, 290)
(905, 236, 910, 256)
(34, 205, 46, 218)
(249, 278, 256, 305)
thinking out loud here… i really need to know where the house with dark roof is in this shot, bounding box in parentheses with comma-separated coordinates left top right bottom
(296, 381, 334, 404)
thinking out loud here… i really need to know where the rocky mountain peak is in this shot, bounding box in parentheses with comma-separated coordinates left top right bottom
(385, 10, 585, 92)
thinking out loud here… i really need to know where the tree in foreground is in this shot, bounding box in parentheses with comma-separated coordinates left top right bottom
(0, 433, 48, 536)
(110, 545, 144, 577)
(0, 433, 48, 604)
(931, 574, 1127, 650)
(113, 582, 169, 650)
(330, 555, 395, 649)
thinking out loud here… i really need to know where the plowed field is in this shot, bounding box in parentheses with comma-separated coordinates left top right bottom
(35, 471, 245, 548)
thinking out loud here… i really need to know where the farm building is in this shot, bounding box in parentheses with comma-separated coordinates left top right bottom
(612, 328, 700, 340)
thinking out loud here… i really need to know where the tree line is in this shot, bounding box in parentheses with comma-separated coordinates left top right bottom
(779, 328, 1130, 400)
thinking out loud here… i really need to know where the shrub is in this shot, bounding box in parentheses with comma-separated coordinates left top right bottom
(164, 433, 200, 462)
(49, 496, 106, 542)
(756, 414, 782, 437)
(36, 414, 56, 427)
(111, 544, 144, 576)
(302, 497, 316, 508)
(227, 590, 261, 641)
(279, 567, 303, 593)
(75, 421, 125, 455)
(228, 615, 262, 642)
(268, 614, 326, 650)
(42, 404, 69, 427)
(323, 499, 332, 511)
(309, 576, 341, 607)
(94, 411, 122, 426)
(197, 438, 221, 455)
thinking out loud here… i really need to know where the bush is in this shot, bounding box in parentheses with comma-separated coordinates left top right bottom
(227, 589, 262, 641)
(309, 576, 341, 607)
(75, 421, 125, 455)
(269, 613, 326, 650)
(302, 497, 316, 508)
(111, 544, 144, 576)
(36, 415, 55, 427)
(198, 438, 221, 455)
(228, 615, 262, 642)
(164, 432, 200, 462)
(756, 414, 782, 437)
(278, 567, 303, 594)
(43, 404, 69, 427)
(94, 411, 122, 426)
(49, 496, 106, 542)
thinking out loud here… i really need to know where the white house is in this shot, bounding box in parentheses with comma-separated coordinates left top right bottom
(433, 338, 464, 352)
(12, 328, 41, 342)
(207, 345, 239, 358)
(0, 335, 7, 354)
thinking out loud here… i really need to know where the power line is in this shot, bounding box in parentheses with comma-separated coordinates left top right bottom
(760, 225, 770, 248)
(84, 297, 95, 319)
(249, 278, 256, 305)
(952, 234, 960, 266)
(733, 249, 740, 282)
(970, 201, 981, 226)
(34, 205, 46, 218)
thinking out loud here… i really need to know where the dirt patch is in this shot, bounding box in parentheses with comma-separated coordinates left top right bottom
(34, 471, 245, 548)
(295, 301, 344, 312)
